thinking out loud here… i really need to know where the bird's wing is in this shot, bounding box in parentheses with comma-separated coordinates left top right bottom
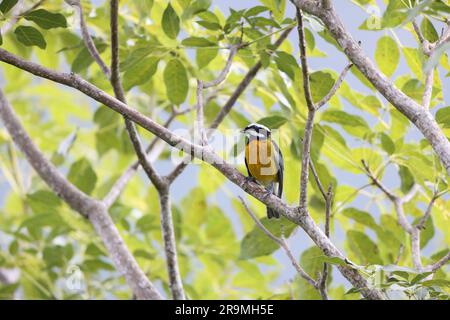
(272, 140, 284, 198)
(244, 152, 252, 178)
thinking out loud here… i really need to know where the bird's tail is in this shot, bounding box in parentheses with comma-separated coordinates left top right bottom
(267, 206, 279, 219)
(266, 182, 280, 219)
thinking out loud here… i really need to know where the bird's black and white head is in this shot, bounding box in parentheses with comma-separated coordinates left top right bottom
(241, 123, 271, 140)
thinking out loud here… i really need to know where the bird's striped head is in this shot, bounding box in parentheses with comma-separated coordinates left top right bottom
(241, 123, 271, 139)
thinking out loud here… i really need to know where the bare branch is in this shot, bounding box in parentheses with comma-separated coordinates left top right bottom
(295, 7, 317, 209)
(239, 197, 320, 291)
(316, 63, 353, 109)
(293, 0, 450, 176)
(195, 79, 206, 145)
(203, 45, 238, 89)
(69, 0, 111, 77)
(109, 0, 184, 300)
(166, 27, 294, 182)
(422, 70, 434, 109)
(158, 188, 185, 300)
(309, 158, 327, 200)
(412, 20, 427, 48)
(103, 113, 178, 208)
(295, 7, 315, 112)
(209, 26, 294, 130)
(426, 252, 450, 273)
(361, 160, 398, 202)
(318, 184, 333, 300)
(0, 47, 383, 300)
(0, 89, 162, 300)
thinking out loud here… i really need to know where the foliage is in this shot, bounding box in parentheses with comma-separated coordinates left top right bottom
(0, 0, 448, 300)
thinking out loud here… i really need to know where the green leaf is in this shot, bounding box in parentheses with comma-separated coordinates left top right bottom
(123, 57, 159, 90)
(163, 59, 189, 105)
(380, 133, 395, 155)
(26, 190, 62, 215)
(402, 47, 422, 79)
(274, 51, 298, 80)
(347, 230, 383, 265)
(195, 20, 221, 30)
(342, 208, 378, 229)
(239, 217, 297, 259)
(296, 246, 329, 299)
(321, 110, 369, 129)
(196, 47, 218, 69)
(71, 42, 107, 73)
(256, 115, 288, 129)
(310, 71, 335, 103)
(420, 18, 439, 43)
(181, 36, 216, 47)
(24, 9, 67, 29)
(399, 165, 414, 193)
(421, 279, 450, 287)
(14, 26, 46, 49)
(245, 5, 269, 17)
(0, 0, 18, 14)
(402, 79, 424, 102)
(375, 36, 399, 77)
(410, 272, 433, 285)
(67, 158, 97, 195)
(436, 106, 450, 128)
(162, 3, 180, 39)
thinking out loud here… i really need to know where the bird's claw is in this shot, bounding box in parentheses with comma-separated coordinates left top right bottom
(245, 176, 257, 184)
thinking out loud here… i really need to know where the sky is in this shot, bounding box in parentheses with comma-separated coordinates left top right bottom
(0, 0, 448, 297)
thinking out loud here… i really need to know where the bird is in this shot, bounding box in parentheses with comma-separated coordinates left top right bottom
(241, 123, 284, 219)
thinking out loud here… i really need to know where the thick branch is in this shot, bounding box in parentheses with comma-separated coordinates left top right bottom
(239, 197, 320, 292)
(109, 0, 184, 300)
(294, 0, 450, 176)
(0, 48, 383, 300)
(159, 187, 185, 300)
(0, 89, 162, 300)
(166, 27, 294, 182)
(103, 114, 177, 208)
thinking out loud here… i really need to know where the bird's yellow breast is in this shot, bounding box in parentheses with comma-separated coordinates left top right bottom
(245, 139, 278, 185)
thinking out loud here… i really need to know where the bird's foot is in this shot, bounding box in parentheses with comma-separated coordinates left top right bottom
(245, 176, 257, 184)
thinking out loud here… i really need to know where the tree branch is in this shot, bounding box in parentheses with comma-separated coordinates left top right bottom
(295, 7, 316, 209)
(293, 0, 450, 176)
(108, 0, 184, 300)
(103, 112, 179, 208)
(426, 252, 450, 273)
(0, 47, 383, 300)
(239, 197, 322, 293)
(316, 63, 353, 109)
(0, 89, 162, 300)
(69, 0, 111, 77)
(166, 27, 294, 182)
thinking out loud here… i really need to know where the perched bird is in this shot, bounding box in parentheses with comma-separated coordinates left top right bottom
(242, 123, 284, 219)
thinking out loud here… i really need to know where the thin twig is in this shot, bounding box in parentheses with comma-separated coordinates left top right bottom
(203, 45, 238, 89)
(239, 197, 321, 292)
(316, 63, 353, 109)
(0, 89, 162, 300)
(109, 0, 184, 300)
(70, 0, 111, 77)
(0, 46, 384, 300)
(426, 252, 450, 273)
(166, 27, 294, 182)
(295, 7, 316, 210)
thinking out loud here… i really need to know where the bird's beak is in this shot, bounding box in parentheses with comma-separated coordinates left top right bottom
(240, 129, 246, 134)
